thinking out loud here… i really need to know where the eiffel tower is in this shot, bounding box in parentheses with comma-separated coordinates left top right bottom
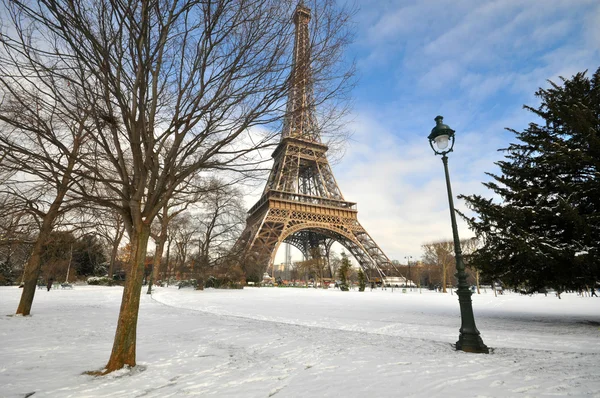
(237, 2, 396, 281)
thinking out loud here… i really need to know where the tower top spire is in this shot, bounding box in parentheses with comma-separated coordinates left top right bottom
(294, 2, 311, 25)
(283, 2, 319, 142)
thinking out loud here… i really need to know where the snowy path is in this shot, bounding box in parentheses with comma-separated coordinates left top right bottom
(1, 286, 599, 397)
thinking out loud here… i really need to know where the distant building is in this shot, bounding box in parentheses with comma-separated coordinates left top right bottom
(383, 276, 416, 287)
(274, 262, 291, 281)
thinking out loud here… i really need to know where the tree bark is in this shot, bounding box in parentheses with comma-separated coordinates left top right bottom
(16, 226, 48, 315)
(147, 207, 168, 294)
(441, 262, 447, 293)
(16, 136, 80, 316)
(16, 204, 64, 315)
(163, 239, 171, 284)
(108, 223, 125, 280)
(103, 223, 150, 372)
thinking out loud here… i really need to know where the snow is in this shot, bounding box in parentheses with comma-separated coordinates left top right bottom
(1, 285, 599, 397)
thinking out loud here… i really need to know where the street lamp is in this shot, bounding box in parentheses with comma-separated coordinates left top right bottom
(404, 255, 413, 290)
(428, 116, 489, 354)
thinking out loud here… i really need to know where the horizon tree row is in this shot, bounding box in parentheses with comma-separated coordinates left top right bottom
(0, 179, 247, 287)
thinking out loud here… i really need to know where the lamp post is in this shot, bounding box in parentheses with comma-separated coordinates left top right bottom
(404, 255, 413, 290)
(428, 116, 489, 354)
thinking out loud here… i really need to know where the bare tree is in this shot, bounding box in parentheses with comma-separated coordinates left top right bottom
(1, 0, 353, 373)
(293, 246, 328, 287)
(422, 240, 455, 293)
(422, 239, 479, 293)
(461, 237, 481, 294)
(146, 190, 196, 294)
(170, 212, 197, 280)
(328, 251, 341, 280)
(0, 10, 103, 312)
(193, 179, 246, 275)
(147, 204, 177, 293)
(0, 197, 34, 285)
(92, 209, 126, 280)
(0, 116, 86, 314)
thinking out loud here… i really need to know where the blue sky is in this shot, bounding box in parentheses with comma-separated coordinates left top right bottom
(322, 0, 600, 262)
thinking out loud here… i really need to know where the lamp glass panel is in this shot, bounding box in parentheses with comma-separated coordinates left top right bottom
(435, 134, 449, 150)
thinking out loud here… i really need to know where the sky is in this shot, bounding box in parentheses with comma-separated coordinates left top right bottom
(294, 0, 600, 263)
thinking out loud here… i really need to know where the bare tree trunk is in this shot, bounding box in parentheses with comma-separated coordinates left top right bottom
(476, 270, 481, 294)
(108, 224, 125, 280)
(16, 229, 47, 315)
(319, 259, 323, 288)
(441, 262, 447, 293)
(17, 204, 63, 315)
(147, 207, 168, 294)
(163, 239, 171, 285)
(16, 137, 80, 316)
(103, 223, 150, 373)
(326, 255, 333, 279)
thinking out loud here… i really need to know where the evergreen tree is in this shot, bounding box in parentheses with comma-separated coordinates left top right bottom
(73, 235, 108, 277)
(357, 267, 366, 291)
(0, 260, 16, 285)
(338, 253, 351, 291)
(460, 68, 600, 293)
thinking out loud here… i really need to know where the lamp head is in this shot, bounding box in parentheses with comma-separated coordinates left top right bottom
(428, 115, 455, 155)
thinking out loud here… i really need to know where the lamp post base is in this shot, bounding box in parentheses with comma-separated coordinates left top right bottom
(455, 288, 489, 354)
(456, 334, 489, 354)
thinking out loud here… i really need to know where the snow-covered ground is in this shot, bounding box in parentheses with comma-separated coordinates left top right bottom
(1, 285, 599, 397)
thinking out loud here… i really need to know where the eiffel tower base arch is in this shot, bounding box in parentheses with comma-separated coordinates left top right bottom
(237, 195, 392, 282)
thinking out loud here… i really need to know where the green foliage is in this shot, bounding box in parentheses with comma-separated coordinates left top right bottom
(0, 260, 16, 285)
(73, 235, 107, 276)
(177, 279, 198, 288)
(460, 67, 600, 292)
(86, 276, 115, 286)
(357, 267, 366, 291)
(338, 252, 351, 291)
(204, 272, 244, 289)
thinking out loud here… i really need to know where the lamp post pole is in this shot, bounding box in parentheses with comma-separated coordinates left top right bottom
(428, 116, 489, 354)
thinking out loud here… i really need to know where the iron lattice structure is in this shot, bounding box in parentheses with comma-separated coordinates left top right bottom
(237, 3, 397, 281)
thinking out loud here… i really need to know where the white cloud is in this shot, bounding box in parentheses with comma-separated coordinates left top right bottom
(418, 60, 462, 92)
(331, 112, 500, 261)
(584, 5, 600, 48)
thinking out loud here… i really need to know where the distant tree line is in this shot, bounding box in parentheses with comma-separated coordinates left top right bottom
(0, 179, 247, 287)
